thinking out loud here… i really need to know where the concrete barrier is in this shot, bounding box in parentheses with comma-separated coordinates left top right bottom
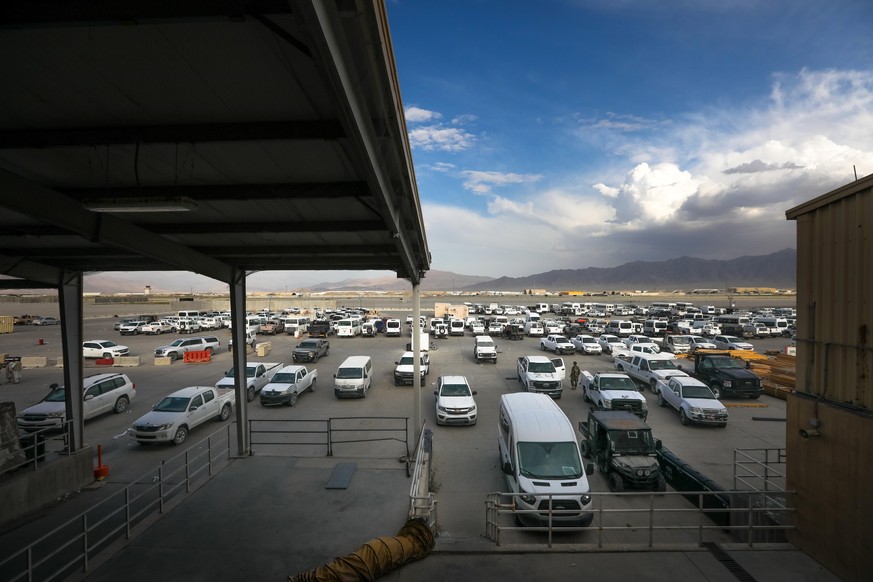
(21, 356, 48, 368)
(256, 342, 272, 357)
(0, 446, 93, 524)
(114, 356, 141, 367)
(154, 356, 173, 366)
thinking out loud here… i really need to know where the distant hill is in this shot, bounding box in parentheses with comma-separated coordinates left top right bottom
(465, 249, 796, 292)
(79, 250, 795, 294)
(305, 270, 493, 292)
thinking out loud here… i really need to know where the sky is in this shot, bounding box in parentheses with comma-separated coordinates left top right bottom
(90, 0, 873, 292)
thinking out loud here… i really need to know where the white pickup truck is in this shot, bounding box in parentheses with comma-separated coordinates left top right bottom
(655, 375, 729, 427)
(129, 386, 233, 446)
(216, 362, 283, 402)
(516, 355, 563, 399)
(580, 371, 648, 420)
(259, 365, 318, 407)
(613, 352, 688, 392)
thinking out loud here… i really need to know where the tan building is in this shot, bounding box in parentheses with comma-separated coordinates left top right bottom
(785, 173, 873, 582)
(433, 303, 469, 320)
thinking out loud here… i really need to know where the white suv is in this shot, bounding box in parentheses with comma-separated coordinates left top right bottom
(17, 373, 136, 431)
(474, 335, 498, 363)
(434, 376, 478, 426)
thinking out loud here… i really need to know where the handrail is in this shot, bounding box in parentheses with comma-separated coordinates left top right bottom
(485, 489, 796, 548)
(0, 424, 232, 582)
(2, 421, 74, 476)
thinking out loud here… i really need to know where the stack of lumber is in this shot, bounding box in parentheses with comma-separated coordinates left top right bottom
(748, 353, 796, 400)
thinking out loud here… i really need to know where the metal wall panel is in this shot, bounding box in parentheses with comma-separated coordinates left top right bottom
(789, 176, 873, 408)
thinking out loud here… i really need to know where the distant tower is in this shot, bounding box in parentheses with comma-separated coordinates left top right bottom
(144, 285, 151, 295)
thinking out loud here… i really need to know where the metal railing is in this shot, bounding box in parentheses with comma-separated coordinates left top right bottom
(248, 416, 409, 457)
(485, 490, 795, 548)
(0, 425, 233, 582)
(734, 447, 787, 492)
(2, 422, 75, 477)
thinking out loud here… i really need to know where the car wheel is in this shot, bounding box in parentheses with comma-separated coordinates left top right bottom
(608, 472, 625, 492)
(310, 378, 317, 393)
(657, 391, 666, 407)
(580, 440, 591, 458)
(113, 396, 129, 413)
(679, 409, 690, 426)
(749, 394, 761, 400)
(288, 392, 298, 407)
(582, 387, 590, 403)
(655, 475, 667, 492)
(172, 426, 188, 446)
(541, 343, 546, 351)
(709, 384, 722, 399)
(205, 347, 213, 355)
(219, 404, 231, 421)
(169, 352, 178, 361)
(650, 380, 658, 393)
(103, 352, 113, 359)
(247, 387, 255, 402)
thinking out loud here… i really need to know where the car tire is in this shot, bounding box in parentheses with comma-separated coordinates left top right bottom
(172, 426, 188, 446)
(247, 387, 255, 402)
(709, 384, 722, 399)
(310, 378, 317, 393)
(749, 394, 761, 400)
(657, 391, 666, 407)
(205, 347, 213, 355)
(679, 409, 690, 426)
(219, 404, 231, 421)
(169, 352, 178, 361)
(113, 396, 129, 413)
(609, 472, 624, 492)
(288, 392, 298, 407)
(655, 475, 667, 492)
(103, 352, 113, 359)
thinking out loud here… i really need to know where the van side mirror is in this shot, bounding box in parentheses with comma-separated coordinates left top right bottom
(472, 390, 478, 395)
(586, 463, 594, 475)
(502, 461, 513, 475)
(655, 439, 662, 450)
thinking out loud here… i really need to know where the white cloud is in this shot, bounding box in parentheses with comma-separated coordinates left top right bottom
(404, 106, 441, 123)
(460, 170, 542, 194)
(408, 125, 475, 151)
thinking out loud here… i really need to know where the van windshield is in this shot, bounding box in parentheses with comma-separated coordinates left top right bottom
(336, 367, 363, 379)
(517, 441, 582, 479)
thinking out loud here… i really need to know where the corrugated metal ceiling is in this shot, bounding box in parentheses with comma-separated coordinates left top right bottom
(0, 0, 430, 289)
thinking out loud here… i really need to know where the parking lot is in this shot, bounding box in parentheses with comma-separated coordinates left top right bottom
(1, 308, 793, 540)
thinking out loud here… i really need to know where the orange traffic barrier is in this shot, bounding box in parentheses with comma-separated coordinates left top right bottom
(183, 350, 211, 364)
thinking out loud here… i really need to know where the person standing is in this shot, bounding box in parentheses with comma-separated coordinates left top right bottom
(8, 359, 22, 383)
(570, 361, 581, 390)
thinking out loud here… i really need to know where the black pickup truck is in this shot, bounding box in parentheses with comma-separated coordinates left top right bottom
(679, 351, 763, 399)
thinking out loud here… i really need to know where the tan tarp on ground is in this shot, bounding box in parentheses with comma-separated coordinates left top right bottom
(289, 518, 435, 582)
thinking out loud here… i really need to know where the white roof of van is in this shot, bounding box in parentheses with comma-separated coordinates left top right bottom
(500, 393, 576, 442)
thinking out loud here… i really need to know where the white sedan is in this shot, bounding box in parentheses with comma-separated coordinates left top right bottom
(597, 334, 626, 354)
(82, 339, 129, 359)
(711, 335, 755, 351)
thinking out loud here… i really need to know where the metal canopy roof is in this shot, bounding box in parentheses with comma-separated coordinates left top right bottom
(0, 0, 430, 290)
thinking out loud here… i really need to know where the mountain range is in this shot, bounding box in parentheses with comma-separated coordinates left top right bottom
(80, 249, 796, 293)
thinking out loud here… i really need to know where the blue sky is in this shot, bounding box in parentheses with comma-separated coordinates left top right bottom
(90, 0, 873, 292)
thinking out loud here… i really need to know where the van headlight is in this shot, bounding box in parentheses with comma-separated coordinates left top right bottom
(519, 494, 536, 505)
(580, 494, 592, 505)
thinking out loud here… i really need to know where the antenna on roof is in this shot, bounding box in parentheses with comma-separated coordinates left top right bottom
(854, 165, 858, 180)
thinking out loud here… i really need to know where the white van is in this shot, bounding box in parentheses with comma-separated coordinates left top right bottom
(385, 319, 402, 337)
(178, 310, 203, 318)
(448, 319, 465, 336)
(643, 319, 668, 336)
(498, 393, 593, 527)
(524, 321, 544, 337)
(336, 317, 363, 338)
(333, 356, 373, 399)
(524, 311, 541, 323)
(605, 320, 634, 337)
